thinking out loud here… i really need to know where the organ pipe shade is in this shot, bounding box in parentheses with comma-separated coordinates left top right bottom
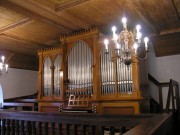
(43, 57, 51, 96)
(54, 54, 62, 96)
(67, 40, 93, 95)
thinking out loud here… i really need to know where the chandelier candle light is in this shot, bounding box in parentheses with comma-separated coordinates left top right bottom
(104, 17, 149, 66)
(0, 56, 8, 78)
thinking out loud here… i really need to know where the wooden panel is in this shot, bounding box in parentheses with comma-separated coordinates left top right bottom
(41, 106, 59, 112)
(0, 7, 25, 28)
(153, 32, 180, 57)
(0, 34, 40, 55)
(11, 0, 80, 30)
(5, 21, 62, 45)
(0, 0, 70, 33)
(100, 101, 140, 114)
(38, 102, 62, 112)
(8, 53, 38, 70)
(127, 0, 180, 32)
(103, 107, 134, 115)
(0, 49, 37, 70)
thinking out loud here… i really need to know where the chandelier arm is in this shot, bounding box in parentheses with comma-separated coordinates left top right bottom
(116, 57, 123, 64)
(105, 52, 115, 62)
(136, 51, 148, 60)
(0, 74, 7, 78)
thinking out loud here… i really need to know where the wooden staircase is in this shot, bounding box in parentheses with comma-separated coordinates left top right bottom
(148, 74, 180, 135)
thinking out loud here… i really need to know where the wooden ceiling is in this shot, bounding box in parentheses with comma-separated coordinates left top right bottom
(0, 0, 180, 70)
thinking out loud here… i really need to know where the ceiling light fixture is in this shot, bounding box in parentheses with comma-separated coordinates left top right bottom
(104, 17, 149, 66)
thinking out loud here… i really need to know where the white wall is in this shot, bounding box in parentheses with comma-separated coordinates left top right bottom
(0, 68, 38, 99)
(147, 43, 180, 108)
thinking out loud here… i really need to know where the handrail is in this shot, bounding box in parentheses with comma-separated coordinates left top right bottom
(148, 74, 179, 113)
(0, 110, 172, 135)
(148, 74, 160, 86)
(148, 74, 169, 87)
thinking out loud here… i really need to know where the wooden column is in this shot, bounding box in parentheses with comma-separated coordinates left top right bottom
(38, 51, 43, 99)
(92, 34, 100, 100)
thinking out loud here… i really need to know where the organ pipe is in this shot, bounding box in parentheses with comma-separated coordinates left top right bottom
(67, 40, 93, 95)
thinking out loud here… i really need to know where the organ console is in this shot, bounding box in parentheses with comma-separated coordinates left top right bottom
(37, 27, 149, 114)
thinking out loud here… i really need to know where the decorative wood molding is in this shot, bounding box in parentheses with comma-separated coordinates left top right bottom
(59, 27, 100, 42)
(0, 0, 71, 33)
(55, 0, 90, 12)
(38, 47, 62, 55)
(0, 18, 33, 34)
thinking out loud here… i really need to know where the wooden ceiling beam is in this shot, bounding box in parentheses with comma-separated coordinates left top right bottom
(0, 33, 48, 49)
(152, 32, 180, 57)
(160, 28, 180, 35)
(0, 0, 71, 34)
(0, 18, 33, 34)
(172, 0, 180, 19)
(55, 0, 91, 12)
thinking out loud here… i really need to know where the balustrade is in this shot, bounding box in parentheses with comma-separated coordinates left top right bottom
(0, 110, 172, 135)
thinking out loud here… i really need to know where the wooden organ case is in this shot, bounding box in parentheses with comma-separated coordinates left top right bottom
(38, 27, 149, 114)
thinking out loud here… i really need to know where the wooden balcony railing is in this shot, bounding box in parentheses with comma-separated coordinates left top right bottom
(0, 110, 172, 135)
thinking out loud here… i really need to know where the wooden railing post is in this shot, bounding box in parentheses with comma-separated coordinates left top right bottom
(6, 119, 10, 135)
(38, 122, 42, 135)
(90, 125, 96, 135)
(15, 120, 19, 135)
(175, 85, 180, 108)
(81, 125, 86, 135)
(158, 86, 163, 111)
(51, 123, 55, 135)
(58, 123, 62, 135)
(2, 119, 5, 135)
(32, 121, 36, 135)
(73, 124, 78, 135)
(20, 120, 25, 135)
(11, 120, 15, 135)
(66, 124, 70, 135)
(26, 121, 31, 135)
(44, 122, 48, 135)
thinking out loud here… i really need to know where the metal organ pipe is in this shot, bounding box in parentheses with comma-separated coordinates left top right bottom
(116, 60, 133, 94)
(100, 48, 133, 95)
(67, 40, 93, 96)
(100, 48, 114, 95)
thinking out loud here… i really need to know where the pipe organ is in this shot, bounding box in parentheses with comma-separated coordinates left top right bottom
(38, 27, 149, 114)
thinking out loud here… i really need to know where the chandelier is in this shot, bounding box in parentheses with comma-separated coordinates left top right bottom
(104, 17, 149, 66)
(0, 56, 8, 78)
